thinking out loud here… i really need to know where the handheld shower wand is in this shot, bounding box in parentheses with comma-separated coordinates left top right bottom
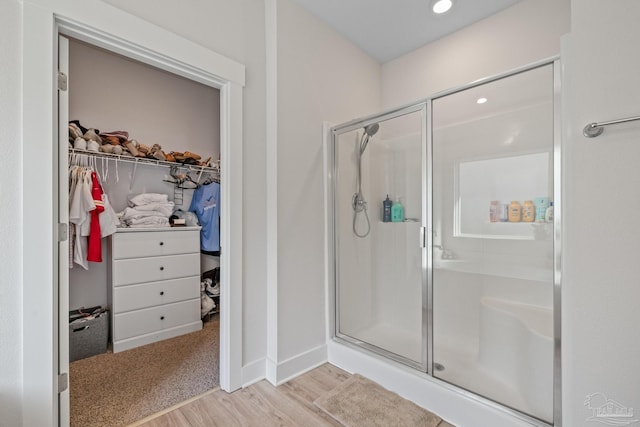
(353, 123, 379, 238)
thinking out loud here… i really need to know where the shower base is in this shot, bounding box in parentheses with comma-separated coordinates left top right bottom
(350, 322, 422, 365)
(434, 342, 532, 417)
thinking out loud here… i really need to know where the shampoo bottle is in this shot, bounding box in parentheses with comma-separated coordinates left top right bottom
(391, 198, 405, 223)
(545, 201, 554, 222)
(522, 200, 535, 222)
(383, 195, 392, 222)
(508, 201, 521, 222)
(489, 200, 499, 223)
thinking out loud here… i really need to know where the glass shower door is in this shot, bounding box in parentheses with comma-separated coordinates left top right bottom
(333, 104, 427, 369)
(431, 64, 555, 423)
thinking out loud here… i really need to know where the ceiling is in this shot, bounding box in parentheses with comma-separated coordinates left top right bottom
(291, 0, 523, 63)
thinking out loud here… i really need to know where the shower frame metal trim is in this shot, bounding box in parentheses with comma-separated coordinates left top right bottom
(331, 101, 429, 372)
(328, 56, 561, 427)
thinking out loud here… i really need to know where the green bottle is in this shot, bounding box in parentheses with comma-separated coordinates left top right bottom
(391, 198, 404, 222)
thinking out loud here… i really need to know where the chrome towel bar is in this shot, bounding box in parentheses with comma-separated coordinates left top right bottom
(583, 114, 640, 137)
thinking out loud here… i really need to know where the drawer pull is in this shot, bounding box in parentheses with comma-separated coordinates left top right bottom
(160, 291, 164, 296)
(160, 266, 164, 271)
(159, 241, 164, 246)
(160, 316, 165, 320)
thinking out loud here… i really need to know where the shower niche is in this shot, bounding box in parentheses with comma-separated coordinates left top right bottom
(329, 62, 559, 425)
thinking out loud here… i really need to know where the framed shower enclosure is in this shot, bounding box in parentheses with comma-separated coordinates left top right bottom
(328, 59, 560, 426)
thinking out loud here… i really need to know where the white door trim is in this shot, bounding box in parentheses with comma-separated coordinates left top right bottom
(23, 2, 245, 425)
(56, 34, 71, 426)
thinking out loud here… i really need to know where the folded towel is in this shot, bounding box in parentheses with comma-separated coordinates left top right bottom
(125, 216, 170, 227)
(129, 193, 169, 207)
(130, 201, 175, 217)
(121, 207, 171, 221)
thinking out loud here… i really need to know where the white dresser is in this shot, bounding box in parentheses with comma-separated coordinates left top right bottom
(109, 227, 202, 352)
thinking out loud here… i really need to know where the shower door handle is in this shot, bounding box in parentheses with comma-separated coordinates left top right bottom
(420, 226, 426, 248)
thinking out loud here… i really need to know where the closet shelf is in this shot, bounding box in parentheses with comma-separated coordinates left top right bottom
(69, 148, 220, 174)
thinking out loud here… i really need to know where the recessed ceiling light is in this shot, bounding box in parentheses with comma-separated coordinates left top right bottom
(476, 97, 488, 104)
(432, 0, 453, 14)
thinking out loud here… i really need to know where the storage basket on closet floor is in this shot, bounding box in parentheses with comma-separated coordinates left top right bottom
(69, 307, 109, 362)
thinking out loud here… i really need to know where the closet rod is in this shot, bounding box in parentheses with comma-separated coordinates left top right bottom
(68, 148, 219, 174)
(583, 114, 640, 138)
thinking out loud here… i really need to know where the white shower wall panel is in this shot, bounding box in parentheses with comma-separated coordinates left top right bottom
(369, 133, 422, 334)
(336, 131, 374, 335)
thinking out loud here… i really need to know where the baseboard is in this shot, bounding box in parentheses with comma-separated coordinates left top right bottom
(328, 340, 546, 427)
(265, 344, 328, 386)
(242, 358, 266, 387)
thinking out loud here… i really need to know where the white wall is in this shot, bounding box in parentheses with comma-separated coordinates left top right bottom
(100, 0, 268, 370)
(562, 1, 640, 425)
(382, 0, 571, 109)
(268, 0, 381, 380)
(0, 1, 23, 426)
(69, 39, 221, 162)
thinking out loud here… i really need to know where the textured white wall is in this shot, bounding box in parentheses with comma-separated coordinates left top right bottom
(0, 1, 24, 426)
(562, 1, 640, 424)
(272, 0, 381, 369)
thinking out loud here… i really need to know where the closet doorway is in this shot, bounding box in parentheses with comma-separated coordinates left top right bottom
(53, 15, 245, 426)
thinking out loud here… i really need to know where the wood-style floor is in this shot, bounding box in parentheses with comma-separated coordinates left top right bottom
(132, 363, 455, 427)
(132, 363, 349, 427)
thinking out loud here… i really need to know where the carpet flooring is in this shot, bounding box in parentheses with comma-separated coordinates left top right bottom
(70, 315, 219, 427)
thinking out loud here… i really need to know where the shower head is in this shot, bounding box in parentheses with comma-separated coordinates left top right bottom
(364, 123, 379, 137)
(359, 123, 379, 155)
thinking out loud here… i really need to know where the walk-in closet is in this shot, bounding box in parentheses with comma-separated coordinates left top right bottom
(64, 36, 223, 426)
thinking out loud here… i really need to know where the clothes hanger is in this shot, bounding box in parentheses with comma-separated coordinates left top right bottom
(163, 165, 200, 189)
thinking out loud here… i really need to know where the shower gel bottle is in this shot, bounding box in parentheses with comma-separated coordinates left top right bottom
(383, 195, 392, 222)
(391, 198, 404, 222)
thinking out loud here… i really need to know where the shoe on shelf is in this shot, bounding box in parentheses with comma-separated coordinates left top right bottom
(206, 282, 220, 297)
(201, 292, 215, 318)
(69, 123, 83, 141)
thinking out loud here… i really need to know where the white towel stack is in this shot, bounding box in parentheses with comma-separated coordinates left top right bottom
(120, 193, 175, 227)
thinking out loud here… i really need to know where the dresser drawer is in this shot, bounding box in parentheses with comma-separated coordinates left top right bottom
(112, 253, 200, 286)
(112, 229, 200, 259)
(113, 299, 200, 341)
(113, 276, 200, 313)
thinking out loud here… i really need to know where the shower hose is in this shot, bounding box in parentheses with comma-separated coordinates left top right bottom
(352, 192, 371, 238)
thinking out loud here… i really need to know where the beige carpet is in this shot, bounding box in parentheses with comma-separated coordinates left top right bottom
(314, 374, 444, 427)
(70, 315, 219, 427)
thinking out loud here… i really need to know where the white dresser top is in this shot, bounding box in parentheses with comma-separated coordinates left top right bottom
(115, 226, 202, 233)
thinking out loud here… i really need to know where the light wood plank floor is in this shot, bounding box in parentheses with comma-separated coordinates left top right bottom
(132, 363, 348, 427)
(132, 363, 454, 427)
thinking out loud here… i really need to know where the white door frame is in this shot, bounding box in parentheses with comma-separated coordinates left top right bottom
(22, 2, 245, 426)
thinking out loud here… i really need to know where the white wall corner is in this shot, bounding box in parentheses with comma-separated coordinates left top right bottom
(264, 0, 279, 387)
(242, 358, 267, 388)
(268, 344, 328, 386)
